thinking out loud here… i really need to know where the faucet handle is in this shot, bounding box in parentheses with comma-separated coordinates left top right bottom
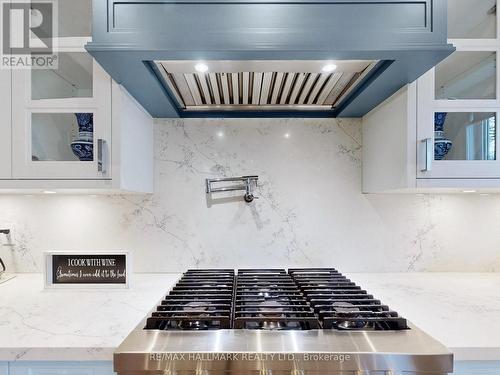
(244, 193, 259, 203)
(0, 257, 5, 275)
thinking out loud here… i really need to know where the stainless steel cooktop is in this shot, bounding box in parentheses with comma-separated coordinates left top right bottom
(114, 268, 453, 375)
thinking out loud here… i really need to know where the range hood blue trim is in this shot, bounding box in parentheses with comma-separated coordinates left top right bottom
(86, 0, 455, 118)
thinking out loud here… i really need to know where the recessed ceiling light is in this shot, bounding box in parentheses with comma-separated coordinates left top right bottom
(284, 132, 291, 139)
(216, 131, 224, 138)
(43, 190, 56, 194)
(462, 190, 477, 193)
(322, 64, 337, 72)
(195, 63, 208, 73)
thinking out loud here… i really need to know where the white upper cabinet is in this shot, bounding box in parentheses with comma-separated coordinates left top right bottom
(11, 49, 112, 180)
(363, 0, 500, 192)
(0, 68, 11, 179)
(447, 0, 497, 40)
(57, 0, 92, 39)
(418, 0, 500, 181)
(416, 66, 500, 180)
(0, 0, 153, 193)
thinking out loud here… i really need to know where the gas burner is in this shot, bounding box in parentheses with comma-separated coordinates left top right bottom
(122, 268, 451, 375)
(145, 268, 407, 332)
(183, 301, 210, 311)
(257, 286, 279, 298)
(180, 301, 211, 329)
(258, 300, 284, 313)
(257, 300, 286, 330)
(259, 321, 289, 330)
(145, 270, 234, 330)
(178, 320, 209, 330)
(331, 302, 368, 330)
(234, 269, 318, 330)
(289, 268, 408, 331)
(332, 301, 360, 313)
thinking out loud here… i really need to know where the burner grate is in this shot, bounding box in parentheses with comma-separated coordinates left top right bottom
(144, 268, 408, 331)
(145, 269, 235, 330)
(289, 268, 408, 331)
(233, 269, 319, 330)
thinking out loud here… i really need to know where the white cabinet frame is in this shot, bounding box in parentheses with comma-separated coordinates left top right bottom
(417, 29, 500, 180)
(11, 44, 112, 180)
(363, 1, 500, 193)
(0, 8, 153, 192)
(0, 68, 12, 179)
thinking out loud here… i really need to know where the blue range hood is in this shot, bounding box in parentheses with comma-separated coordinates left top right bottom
(86, 0, 454, 118)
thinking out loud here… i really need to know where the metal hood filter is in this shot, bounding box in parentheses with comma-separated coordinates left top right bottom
(155, 60, 378, 112)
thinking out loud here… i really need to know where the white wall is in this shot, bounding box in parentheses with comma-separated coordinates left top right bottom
(1, 118, 500, 273)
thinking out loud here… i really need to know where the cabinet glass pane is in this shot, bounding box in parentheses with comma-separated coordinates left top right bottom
(435, 52, 496, 100)
(29, 0, 91, 38)
(58, 0, 92, 37)
(32, 52, 93, 100)
(448, 0, 496, 39)
(434, 112, 496, 161)
(31, 113, 94, 162)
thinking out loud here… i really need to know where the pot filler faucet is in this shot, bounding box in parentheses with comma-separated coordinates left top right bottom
(0, 229, 10, 276)
(206, 176, 258, 203)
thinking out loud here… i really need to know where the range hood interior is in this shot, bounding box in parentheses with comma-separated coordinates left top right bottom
(155, 60, 379, 112)
(86, 0, 455, 118)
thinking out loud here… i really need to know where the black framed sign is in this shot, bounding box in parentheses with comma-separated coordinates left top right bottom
(45, 252, 130, 288)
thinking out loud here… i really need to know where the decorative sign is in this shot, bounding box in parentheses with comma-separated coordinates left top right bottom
(45, 252, 129, 288)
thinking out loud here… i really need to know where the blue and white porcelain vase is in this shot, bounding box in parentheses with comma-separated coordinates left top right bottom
(70, 113, 94, 161)
(434, 112, 452, 160)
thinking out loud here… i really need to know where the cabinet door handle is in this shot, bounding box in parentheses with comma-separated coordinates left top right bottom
(421, 138, 433, 172)
(97, 138, 106, 173)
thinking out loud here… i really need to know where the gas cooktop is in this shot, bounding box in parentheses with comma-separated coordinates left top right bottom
(145, 268, 408, 332)
(115, 268, 453, 375)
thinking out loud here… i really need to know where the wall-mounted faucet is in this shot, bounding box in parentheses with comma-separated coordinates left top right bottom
(206, 176, 259, 203)
(0, 229, 9, 277)
(0, 229, 12, 246)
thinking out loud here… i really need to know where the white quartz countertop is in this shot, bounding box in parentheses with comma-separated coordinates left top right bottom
(346, 273, 500, 361)
(0, 273, 182, 361)
(1, 272, 499, 362)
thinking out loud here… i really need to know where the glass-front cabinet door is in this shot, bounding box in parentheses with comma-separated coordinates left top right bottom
(447, 0, 497, 40)
(0, 68, 12, 179)
(11, 47, 111, 179)
(10, 0, 109, 180)
(417, 0, 500, 179)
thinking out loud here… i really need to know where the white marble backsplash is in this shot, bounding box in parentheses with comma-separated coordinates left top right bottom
(1, 118, 500, 273)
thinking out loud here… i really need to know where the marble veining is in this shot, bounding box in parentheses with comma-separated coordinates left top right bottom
(347, 273, 500, 361)
(1, 273, 499, 361)
(0, 273, 181, 361)
(0, 118, 500, 272)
